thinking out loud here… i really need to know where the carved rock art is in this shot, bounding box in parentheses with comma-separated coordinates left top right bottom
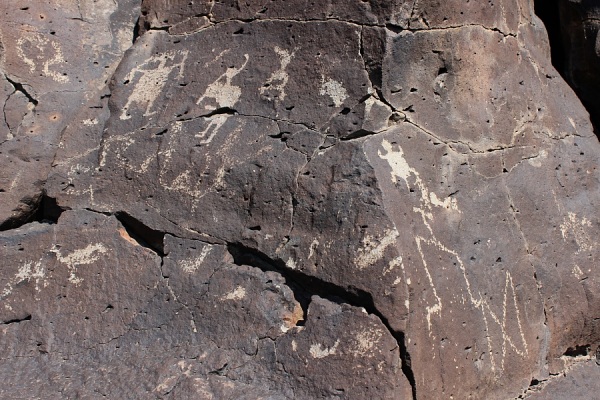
(1, 0, 600, 399)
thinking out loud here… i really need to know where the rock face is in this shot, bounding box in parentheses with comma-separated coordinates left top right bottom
(0, 0, 140, 229)
(1, 0, 600, 399)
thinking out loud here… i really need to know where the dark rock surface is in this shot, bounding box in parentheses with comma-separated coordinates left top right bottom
(0, 0, 140, 229)
(524, 359, 600, 399)
(1, 0, 600, 399)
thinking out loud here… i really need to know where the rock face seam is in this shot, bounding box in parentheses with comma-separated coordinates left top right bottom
(227, 241, 418, 399)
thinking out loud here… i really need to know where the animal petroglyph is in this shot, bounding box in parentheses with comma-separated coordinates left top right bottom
(120, 50, 189, 120)
(16, 32, 69, 84)
(260, 46, 296, 101)
(196, 54, 249, 109)
(376, 138, 528, 373)
(52, 243, 108, 285)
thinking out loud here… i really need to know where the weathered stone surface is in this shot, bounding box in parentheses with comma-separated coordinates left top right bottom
(524, 359, 600, 399)
(2, 0, 600, 399)
(0, 0, 140, 229)
(0, 211, 408, 398)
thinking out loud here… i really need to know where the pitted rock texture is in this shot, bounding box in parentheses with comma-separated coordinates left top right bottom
(2, 1, 600, 399)
(0, 0, 141, 229)
(524, 359, 600, 399)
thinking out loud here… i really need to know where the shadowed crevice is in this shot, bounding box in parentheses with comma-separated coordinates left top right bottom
(114, 211, 166, 256)
(226, 242, 417, 399)
(2, 314, 32, 325)
(534, 0, 600, 136)
(0, 193, 66, 232)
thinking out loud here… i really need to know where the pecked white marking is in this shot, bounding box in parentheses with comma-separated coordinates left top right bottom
(560, 212, 593, 252)
(260, 46, 296, 100)
(222, 286, 246, 301)
(372, 137, 528, 373)
(310, 339, 340, 359)
(53, 243, 108, 285)
(319, 76, 348, 107)
(120, 50, 189, 120)
(179, 246, 211, 274)
(197, 54, 249, 109)
(355, 229, 399, 270)
(16, 32, 69, 83)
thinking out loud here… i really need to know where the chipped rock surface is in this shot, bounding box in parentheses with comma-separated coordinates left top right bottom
(0, 0, 140, 229)
(1, 0, 600, 399)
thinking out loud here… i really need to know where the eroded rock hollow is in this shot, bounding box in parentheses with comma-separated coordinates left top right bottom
(1, 1, 600, 398)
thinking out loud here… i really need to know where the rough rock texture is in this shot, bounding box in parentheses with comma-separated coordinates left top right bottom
(0, 0, 140, 229)
(524, 359, 600, 399)
(2, 0, 600, 399)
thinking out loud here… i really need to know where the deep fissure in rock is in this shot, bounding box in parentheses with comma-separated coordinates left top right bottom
(5, 75, 38, 106)
(563, 344, 590, 358)
(227, 242, 417, 399)
(114, 211, 166, 256)
(0, 194, 65, 231)
(534, 0, 567, 77)
(2, 314, 32, 325)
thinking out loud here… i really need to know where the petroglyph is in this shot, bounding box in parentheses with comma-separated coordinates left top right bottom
(355, 228, 399, 270)
(99, 132, 136, 168)
(485, 272, 529, 370)
(156, 118, 230, 203)
(350, 329, 383, 357)
(560, 212, 593, 252)
(120, 50, 189, 120)
(319, 77, 348, 107)
(53, 243, 108, 266)
(179, 247, 211, 274)
(16, 32, 69, 83)
(260, 46, 295, 101)
(194, 115, 228, 145)
(286, 257, 298, 270)
(2, 260, 46, 296)
(82, 118, 99, 126)
(222, 286, 246, 301)
(376, 137, 528, 373)
(196, 54, 249, 109)
(52, 243, 108, 285)
(15, 260, 45, 290)
(572, 264, 585, 280)
(378, 139, 461, 221)
(310, 339, 340, 358)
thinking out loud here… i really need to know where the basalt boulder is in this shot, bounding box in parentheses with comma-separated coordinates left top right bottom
(1, 1, 600, 399)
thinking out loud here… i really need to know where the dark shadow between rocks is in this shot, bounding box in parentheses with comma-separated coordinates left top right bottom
(0, 193, 66, 231)
(115, 211, 166, 255)
(227, 242, 418, 399)
(534, 0, 600, 137)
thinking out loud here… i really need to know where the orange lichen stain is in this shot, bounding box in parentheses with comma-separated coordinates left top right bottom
(118, 227, 138, 246)
(282, 302, 304, 330)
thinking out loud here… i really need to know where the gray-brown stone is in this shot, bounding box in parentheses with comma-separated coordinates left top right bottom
(2, 1, 600, 399)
